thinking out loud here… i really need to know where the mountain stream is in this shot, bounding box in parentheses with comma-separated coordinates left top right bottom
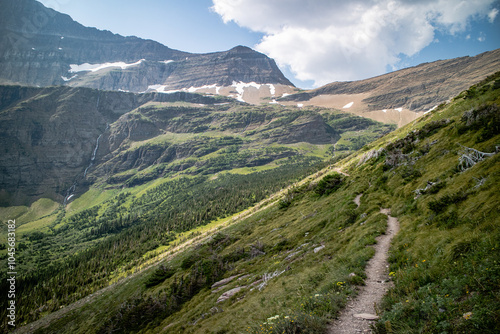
(63, 124, 109, 205)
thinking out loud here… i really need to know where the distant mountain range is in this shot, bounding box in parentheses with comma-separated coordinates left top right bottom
(280, 49, 500, 127)
(1, 0, 499, 124)
(0, 0, 295, 102)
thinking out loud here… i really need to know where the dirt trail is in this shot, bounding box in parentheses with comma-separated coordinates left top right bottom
(328, 208, 399, 334)
(332, 167, 350, 177)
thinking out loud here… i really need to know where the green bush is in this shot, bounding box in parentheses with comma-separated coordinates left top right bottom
(428, 193, 468, 214)
(145, 265, 175, 288)
(315, 173, 343, 196)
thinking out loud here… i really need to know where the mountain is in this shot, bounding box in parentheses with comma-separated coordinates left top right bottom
(3, 71, 499, 334)
(2, 0, 498, 116)
(280, 49, 500, 127)
(0, 84, 393, 206)
(0, 0, 295, 102)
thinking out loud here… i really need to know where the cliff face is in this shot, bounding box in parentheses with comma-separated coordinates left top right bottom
(0, 0, 293, 95)
(64, 46, 294, 93)
(0, 0, 186, 86)
(0, 84, 393, 206)
(0, 85, 233, 205)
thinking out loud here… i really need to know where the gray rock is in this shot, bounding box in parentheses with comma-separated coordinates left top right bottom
(353, 313, 379, 320)
(314, 245, 325, 253)
(216, 286, 245, 303)
(211, 275, 240, 290)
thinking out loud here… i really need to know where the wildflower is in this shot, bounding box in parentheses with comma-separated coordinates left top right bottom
(422, 259, 426, 262)
(389, 271, 396, 276)
(415, 264, 418, 267)
(463, 312, 473, 320)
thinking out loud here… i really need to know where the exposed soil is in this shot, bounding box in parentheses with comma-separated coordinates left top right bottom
(328, 208, 400, 334)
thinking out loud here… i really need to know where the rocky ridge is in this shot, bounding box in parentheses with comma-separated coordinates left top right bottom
(0, 84, 393, 206)
(0, 0, 294, 102)
(280, 48, 500, 127)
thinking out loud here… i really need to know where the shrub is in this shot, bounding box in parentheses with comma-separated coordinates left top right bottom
(415, 119, 451, 140)
(145, 265, 175, 288)
(428, 193, 468, 214)
(315, 173, 343, 196)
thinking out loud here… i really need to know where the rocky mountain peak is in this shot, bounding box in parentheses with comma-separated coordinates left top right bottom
(0, 0, 295, 103)
(228, 45, 255, 53)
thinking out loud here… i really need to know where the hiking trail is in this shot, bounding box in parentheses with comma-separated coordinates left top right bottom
(328, 206, 399, 334)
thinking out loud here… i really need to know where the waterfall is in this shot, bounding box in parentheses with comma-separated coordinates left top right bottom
(63, 123, 109, 205)
(63, 184, 76, 205)
(91, 134, 103, 161)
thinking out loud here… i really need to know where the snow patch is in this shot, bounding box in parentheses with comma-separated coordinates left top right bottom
(232, 81, 262, 102)
(297, 103, 304, 108)
(147, 84, 166, 91)
(343, 102, 354, 109)
(61, 74, 78, 82)
(187, 84, 219, 93)
(146, 85, 179, 94)
(282, 93, 291, 97)
(268, 84, 276, 96)
(424, 105, 438, 114)
(394, 107, 403, 112)
(269, 99, 278, 104)
(58, 47, 63, 50)
(69, 59, 145, 73)
(160, 60, 174, 64)
(31, 47, 35, 50)
(382, 109, 387, 113)
(146, 83, 223, 95)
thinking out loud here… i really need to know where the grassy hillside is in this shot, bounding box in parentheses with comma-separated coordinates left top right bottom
(2, 73, 499, 333)
(0, 87, 394, 330)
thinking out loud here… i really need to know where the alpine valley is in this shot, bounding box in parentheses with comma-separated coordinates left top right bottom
(0, 1, 499, 334)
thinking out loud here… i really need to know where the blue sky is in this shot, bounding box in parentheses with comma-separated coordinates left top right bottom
(38, 0, 500, 89)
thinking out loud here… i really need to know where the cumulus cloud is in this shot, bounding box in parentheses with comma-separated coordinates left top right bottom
(212, 0, 498, 87)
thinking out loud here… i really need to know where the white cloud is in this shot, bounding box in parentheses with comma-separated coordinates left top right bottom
(212, 0, 498, 87)
(488, 8, 499, 22)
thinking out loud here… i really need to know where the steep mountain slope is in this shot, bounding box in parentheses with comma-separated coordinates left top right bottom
(0, 84, 393, 207)
(280, 49, 500, 127)
(0, 0, 295, 102)
(3, 73, 498, 333)
(0, 85, 232, 205)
